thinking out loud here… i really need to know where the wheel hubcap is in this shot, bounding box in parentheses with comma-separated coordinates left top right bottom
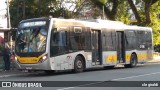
(77, 60, 82, 68)
(131, 56, 136, 66)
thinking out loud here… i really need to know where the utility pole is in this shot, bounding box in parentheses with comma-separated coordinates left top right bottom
(6, 0, 11, 29)
(6, 0, 12, 49)
(102, 5, 105, 19)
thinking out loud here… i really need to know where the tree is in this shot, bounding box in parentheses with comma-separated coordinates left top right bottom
(92, 0, 119, 20)
(128, 0, 159, 25)
(9, 0, 160, 45)
(127, 0, 142, 24)
(9, 0, 72, 28)
(116, 0, 130, 24)
(92, 0, 160, 45)
(149, 1, 160, 45)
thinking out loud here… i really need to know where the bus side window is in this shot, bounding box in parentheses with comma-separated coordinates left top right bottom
(50, 29, 68, 56)
(70, 27, 85, 50)
(50, 29, 57, 56)
(125, 30, 136, 50)
(137, 31, 146, 49)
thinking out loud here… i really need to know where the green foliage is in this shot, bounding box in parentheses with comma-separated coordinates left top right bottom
(99, 0, 107, 5)
(149, 1, 160, 45)
(116, 0, 130, 24)
(9, 0, 71, 28)
(9, 0, 160, 46)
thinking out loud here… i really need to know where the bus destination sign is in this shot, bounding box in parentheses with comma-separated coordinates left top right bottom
(20, 21, 46, 28)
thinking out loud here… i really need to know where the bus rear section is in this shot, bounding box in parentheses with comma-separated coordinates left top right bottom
(123, 27, 153, 68)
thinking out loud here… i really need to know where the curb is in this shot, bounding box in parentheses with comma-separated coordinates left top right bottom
(0, 72, 40, 78)
(0, 73, 28, 78)
(148, 60, 160, 63)
(147, 56, 160, 63)
(0, 70, 40, 78)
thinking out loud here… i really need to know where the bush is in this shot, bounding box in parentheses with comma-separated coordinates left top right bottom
(154, 45, 160, 52)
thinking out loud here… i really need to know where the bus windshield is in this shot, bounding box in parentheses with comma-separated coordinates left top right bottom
(15, 26, 48, 53)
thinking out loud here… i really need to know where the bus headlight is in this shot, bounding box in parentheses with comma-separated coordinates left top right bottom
(39, 54, 48, 63)
(15, 57, 18, 61)
(14, 56, 21, 64)
(42, 55, 47, 60)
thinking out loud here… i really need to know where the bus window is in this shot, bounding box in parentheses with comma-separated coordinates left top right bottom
(50, 29, 68, 56)
(70, 27, 85, 50)
(137, 31, 147, 49)
(125, 30, 136, 50)
(103, 30, 116, 51)
(16, 27, 47, 53)
(146, 32, 152, 48)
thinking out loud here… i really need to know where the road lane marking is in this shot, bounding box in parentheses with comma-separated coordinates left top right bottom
(58, 87, 75, 90)
(57, 71, 160, 90)
(112, 71, 160, 81)
(57, 81, 103, 90)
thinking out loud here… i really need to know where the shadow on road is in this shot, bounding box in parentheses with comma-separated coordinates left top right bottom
(21, 64, 146, 77)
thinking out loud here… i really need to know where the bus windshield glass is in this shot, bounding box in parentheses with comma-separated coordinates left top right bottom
(16, 21, 48, 53)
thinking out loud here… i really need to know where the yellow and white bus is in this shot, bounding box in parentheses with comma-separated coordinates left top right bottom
(14, 18, 153, 73)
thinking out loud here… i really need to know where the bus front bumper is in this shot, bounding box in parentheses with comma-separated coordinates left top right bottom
(14, 59, 51, 71)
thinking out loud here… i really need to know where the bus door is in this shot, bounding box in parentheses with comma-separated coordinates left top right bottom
(91, 30, 102, 65)
(116, 31, 125, 63)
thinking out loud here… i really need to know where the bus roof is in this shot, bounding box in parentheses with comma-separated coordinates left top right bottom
(51, 18, 127, 30)
(52, 18, 152, 31)
(19, 18, 152, 31)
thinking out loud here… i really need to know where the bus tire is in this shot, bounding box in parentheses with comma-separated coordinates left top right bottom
(73, 56, 84, 73)
(125, 54, 137, 68)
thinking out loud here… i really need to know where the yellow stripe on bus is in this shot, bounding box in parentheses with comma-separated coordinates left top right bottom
(16, 55, 42, 64)
(126, 54, 131, 62)
(105, 53, 150, 64)
(106, 55, 117, 63)
(137, 53, 148, 61)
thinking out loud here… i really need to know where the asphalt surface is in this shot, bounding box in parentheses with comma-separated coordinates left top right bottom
(0, 61, 160, 90)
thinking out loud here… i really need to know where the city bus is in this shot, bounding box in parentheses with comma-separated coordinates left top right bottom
(14, 18, 153, 73)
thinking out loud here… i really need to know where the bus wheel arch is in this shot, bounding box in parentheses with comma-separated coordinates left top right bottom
(125, 53, 137, 68)
(73, 54, 86, 73)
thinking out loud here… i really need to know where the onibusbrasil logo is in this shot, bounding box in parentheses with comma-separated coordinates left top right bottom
(1, 82, 42, 87)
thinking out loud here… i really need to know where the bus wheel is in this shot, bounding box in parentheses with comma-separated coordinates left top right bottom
(73, 56, 84, 73)
(45, 70, 55, 74)
(125, 54, 137, 68)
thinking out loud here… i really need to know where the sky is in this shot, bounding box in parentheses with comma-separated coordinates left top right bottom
(0, 0, 7, 28)
(63, 0, 76, 11)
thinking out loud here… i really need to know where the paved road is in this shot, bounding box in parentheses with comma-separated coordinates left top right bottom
(0, 63, 160, 90)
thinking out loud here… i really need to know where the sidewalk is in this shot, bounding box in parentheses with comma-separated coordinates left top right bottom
(0, 69, 41, 78)
(0, 69, 26, 78)
(0, 57, 30, 78)
(148, 56, 160, 63)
